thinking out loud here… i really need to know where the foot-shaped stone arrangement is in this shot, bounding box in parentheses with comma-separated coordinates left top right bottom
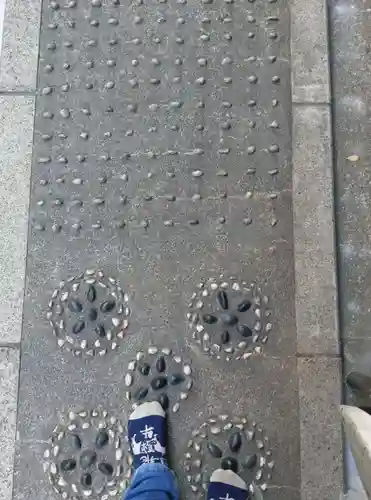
(128, 402, 167, 469)
(208, 469, 249, 500)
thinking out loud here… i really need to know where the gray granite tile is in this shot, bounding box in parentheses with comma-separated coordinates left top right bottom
(0, 96, 34, 343)
(0, 0, 41, 90)
(291, 0, 330, 102)
(293, 106, 339, 355)
(298, 357, 343, 500)
(0, 347, 20, 500)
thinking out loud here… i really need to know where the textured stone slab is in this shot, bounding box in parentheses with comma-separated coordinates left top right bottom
(0, 96, 34, 343)
(0, 0, 41, 90)
(293, 105, 339, 355)
(0, 347, 20, 500)
(298, 357, 343, 500)
(291, 0, 330, 102)
(330, 0, 371, 342)
(16, 0, 299, 497)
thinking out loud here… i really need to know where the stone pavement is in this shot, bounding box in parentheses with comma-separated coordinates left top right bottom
(0, 0, 343, 500)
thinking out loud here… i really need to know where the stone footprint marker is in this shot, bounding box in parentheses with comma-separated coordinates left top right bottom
(17, 0, 297, 497)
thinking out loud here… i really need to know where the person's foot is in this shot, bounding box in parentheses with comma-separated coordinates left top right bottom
(208, 469, 248, 500)
(128, 401, 167, 469)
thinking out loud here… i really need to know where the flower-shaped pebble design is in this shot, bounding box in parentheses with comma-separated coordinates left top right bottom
(47, 269, 130, 357)
(182, 414, 275, 498)
(124, 347, 193, 413)
(44, 409, 131, 499)
(188, 277, 272, 361)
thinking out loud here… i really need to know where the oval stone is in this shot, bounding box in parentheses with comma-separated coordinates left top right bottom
(72, 320, 85, 334)
(207, 443, 223, 458)
(228, 431, 242, 453)
(237, 325, 253, 337)
(221, 456, 238, 473)
(87, 285, 96, 303)
(61, 458, 76, 471)
(100, 300, 115, 313)
(158, 393, 169, 410)
(88, 308, 98, 321)
(98, 462, 113, 476)
(242, 454, 257, 469)
(134, 387, 149, 401)
(156, 356, 166, 373)
(202, 314, 218, 324)
(68, 299, 83, 313)
(151, 376, 167, 390)
(81, 473, 92, 487)
(237, 300, 252, 312)
(95, 430, 109, 449)
(221, 331, 230, 344)
(95, 324, 106, 337)
(71, 433, 82, 449)
(217, 290, 229, 310)
(139, 363, 151, 376)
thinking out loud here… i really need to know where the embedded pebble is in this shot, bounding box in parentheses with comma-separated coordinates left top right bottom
(125, 373, 133, 387)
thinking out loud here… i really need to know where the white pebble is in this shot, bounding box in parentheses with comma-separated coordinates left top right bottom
(180, 392, 188, 400)
(125, 373, 133, 387)
(183, 364, 192, 376)
(172, 402, 180, 413)
(148, 347, 158, 355)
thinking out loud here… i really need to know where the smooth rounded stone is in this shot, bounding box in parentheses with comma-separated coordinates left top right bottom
(81, 473, 93, 488)
(158, 393, 169, 410)
(207, 443, 222, 458)
(202, 314, 217, 324)
(221, 331, 230, 344)
(237, 300, 252, 313)
(72, 320, 85, 334)
(86, 308, 97, 321)
(134, 387, 149, 401)
(221, 457, 238, 473)
(242, 454, 257, 469)
(95, 430, 109, 449)
(237, 325, 253, 338)
(228, 431, 242, 453)
(151, 376, 167, 391)
(68, 299, 83, 313)
(80, 451, 97, 469)
(138, 363, 151, 376)
(100, 300, 115, 313)
(220, 313, 238, 326)
(170, 373, 184, 385)
(125, 373, 133, 387)
(217, 290, 228, 310)
(61, 458, 76, 471)
(87, 285, 96, 303)
(98, 462, 114, 476)
(156, 356, 166, 373)
(95, 324, 106, 337)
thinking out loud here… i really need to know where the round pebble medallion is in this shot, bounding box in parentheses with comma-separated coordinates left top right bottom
(47, 269, 130, 357)
(124, 347, 193, 413)
(182, 414, 274, 497)
(187, 277, 272, 361)
(43, 408, 131, 500)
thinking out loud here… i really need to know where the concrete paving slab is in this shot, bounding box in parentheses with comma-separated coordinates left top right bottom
(0, 0, 41, 90)
(291, 0, 330, 103)
(0, 96, 34, 344)
(293, 105, 339, 355)
(0, 347, 20, 500)
(298, 357, 343, 500)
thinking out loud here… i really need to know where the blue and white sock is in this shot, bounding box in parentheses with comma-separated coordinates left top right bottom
(128, 401, 167, 469)
(208, 469, 248, 500)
